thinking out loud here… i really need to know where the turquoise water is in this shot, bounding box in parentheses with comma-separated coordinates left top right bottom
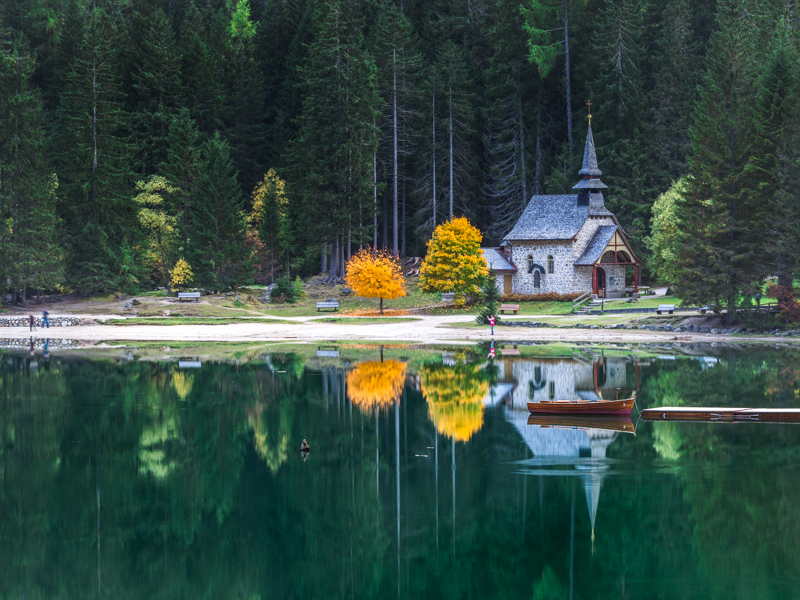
(2, 344, 800, 599)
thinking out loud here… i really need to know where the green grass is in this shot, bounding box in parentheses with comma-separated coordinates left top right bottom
(102, 317, 299, 326)
(598, 295, 682, 309)
(313, 317, 421, 324)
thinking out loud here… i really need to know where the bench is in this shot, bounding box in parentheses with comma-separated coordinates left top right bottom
(699, 306, 710, 314)
(656, 304, 675, 315)
(500, 345, 520, 356)
(441, 292, 455, 302)
(178, 292, 201, 302)
(499, 303, 520, 315)
(316, 345, 340, 358)
(316, 301, 339, 312)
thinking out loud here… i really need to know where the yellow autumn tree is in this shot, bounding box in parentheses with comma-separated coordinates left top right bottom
(345, 248, 406, 314)
(420, 217, 488, 305)
(169, 258, 194, 291)
(421, 360, 489, 442)
(134, 175, 180, 292)
(347, 360, 407, 411)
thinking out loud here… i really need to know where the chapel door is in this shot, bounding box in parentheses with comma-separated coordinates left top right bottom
(595, 267, 606, 297)
(503, 275, 512, 294)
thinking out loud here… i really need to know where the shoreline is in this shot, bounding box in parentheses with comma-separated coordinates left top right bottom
(1, 314, 798, 345)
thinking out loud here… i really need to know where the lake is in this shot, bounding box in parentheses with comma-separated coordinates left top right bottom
(2, 342, 800, 599)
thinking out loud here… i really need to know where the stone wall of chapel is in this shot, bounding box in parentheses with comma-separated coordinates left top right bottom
(510, 241, 576, 294)
(573, 216, 616, 257)
(508, 359, 630, 406)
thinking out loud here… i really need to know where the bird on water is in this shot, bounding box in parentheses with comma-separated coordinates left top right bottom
(300, 439, 310, 453)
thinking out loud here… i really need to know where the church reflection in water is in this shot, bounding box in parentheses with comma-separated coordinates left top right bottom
(485, 355, 640, 556)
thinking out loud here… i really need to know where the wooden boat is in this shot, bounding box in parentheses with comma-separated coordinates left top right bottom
(527, 413, 635, 433)
(527, 395, 635, 416)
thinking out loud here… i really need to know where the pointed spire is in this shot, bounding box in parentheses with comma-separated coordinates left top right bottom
(578, 126, 602, 177)
(572, 106, 607, 191)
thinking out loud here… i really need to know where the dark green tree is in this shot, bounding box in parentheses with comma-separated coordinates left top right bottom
(131, 7, 184, 175)
(52, 8, 137, 293)
(676, 0, 761, 322)
(162, 108, 201, 252)
(289, 0, 380, 281)
(0, 29, 64, 299)
(189, 133, 253, 291)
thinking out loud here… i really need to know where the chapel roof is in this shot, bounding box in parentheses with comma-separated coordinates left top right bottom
(574, 225, 617, 265)
(481, 248, 516, 272)
(503, 194, 589, 241)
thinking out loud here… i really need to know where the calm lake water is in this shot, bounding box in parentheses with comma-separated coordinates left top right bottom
(2, 343, 800, 599)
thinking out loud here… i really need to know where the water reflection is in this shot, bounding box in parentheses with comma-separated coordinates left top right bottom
(2, 346, 800, 598)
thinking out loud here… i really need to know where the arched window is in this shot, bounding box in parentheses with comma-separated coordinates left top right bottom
(547, 255, 554, 274)
(601, 251, 616, 263)
(527, 255, 534, 274)
(533, 270, 541, 288)
(528, 381, 535, 399)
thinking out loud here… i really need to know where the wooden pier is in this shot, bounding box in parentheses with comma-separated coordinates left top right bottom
(642, 407, 800, 423)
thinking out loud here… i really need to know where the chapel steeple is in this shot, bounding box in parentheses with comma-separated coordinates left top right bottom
(573, 103, 608, 210)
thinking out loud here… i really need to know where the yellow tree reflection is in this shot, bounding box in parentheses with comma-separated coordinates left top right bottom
(422, 361, 489, 441)
(347, 360, 408, 411)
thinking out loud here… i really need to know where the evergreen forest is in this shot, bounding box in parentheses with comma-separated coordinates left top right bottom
(1, 0, 799, 310)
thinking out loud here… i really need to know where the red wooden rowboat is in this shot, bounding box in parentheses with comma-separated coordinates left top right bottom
(527, 395, 635, 416)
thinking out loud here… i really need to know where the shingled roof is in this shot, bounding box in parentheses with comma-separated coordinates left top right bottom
(481, 248, 516, 272)
(504, 195, 589, 241)
(574, 225, 617, 265)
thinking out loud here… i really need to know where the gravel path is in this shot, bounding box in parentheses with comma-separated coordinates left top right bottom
(0, 314, 795, 345)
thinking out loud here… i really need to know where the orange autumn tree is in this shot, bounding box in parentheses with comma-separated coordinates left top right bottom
(420, 217, 488, 305)
(347, 360, 407, 411)
(421, 359, 489, 442)
(345, 248, 406, 314)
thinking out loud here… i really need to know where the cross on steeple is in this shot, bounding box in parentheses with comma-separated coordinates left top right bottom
(586, 100, 592, 126)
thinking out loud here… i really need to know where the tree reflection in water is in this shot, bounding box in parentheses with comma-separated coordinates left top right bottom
(1, 347, 800, 598)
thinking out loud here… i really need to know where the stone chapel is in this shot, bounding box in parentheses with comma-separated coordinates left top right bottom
(482, 122, 641, 298)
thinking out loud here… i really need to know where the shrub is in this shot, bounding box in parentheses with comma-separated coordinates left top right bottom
(270, 276, 296, 303)
(499, 292, 582, 302)
(476, 271, 501, 324)
(293, 276, 306, 300)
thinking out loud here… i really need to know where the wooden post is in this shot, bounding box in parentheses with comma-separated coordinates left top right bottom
(634, 264, 639, 294)
(592, 265, 597, 296)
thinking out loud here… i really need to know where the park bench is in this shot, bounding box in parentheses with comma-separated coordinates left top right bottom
(441, 292, 455, 302)
(656, 304, 675, 315)
(500, 345, 520, 356)
(499, 303, 520, 315)
(316, 301, 340, 312)
(316, 345, 340, 358)
(178, 292, 201, 302)
(699, 306, 710, 314)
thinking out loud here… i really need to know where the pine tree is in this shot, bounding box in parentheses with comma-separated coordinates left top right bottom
(676, 0, 762, 322)
(749, 21, 800, 289)
(373, 0, 422, 256)
(189, 133, 252, 291)
(162, 108, 201, 252)
(131, 7, 183, 175)
(225, 0, 267, 195)
(584, 0, 649, 246)
(52, 8, 136, 293)
(290, 0, 380, 281)
(0, 29, 64, 298)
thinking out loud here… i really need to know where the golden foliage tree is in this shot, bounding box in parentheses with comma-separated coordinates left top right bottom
(169, 258, 194, 291)
(345, 248, 406, 314)
(420, 217, 488, 304)
(421, 360, 489, 442)
(134, 175, 179, 292)
(347, 360, 407, 411)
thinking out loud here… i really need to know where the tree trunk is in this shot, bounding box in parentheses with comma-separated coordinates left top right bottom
(449, 83, 454, 219)
(393, 49, 399, 257)
(373, 150, 378, 251)
(432, 87, 437, 228)
(380, 296, 384, 315)
(563, 0, 573, 160)
(401, 177, 406, 256)
(534, 84, 543, 195)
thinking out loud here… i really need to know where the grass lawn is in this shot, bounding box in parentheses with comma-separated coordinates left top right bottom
(102, 317, 299, 326)
(599, 295, 682, 309)
(313, 317, 421, 324)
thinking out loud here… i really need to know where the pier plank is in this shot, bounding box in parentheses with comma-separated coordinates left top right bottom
(642, 407, 800, 423)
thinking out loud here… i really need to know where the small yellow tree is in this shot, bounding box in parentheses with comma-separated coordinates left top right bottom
(346, 360, 407, 411)
(170, 258, 194, 292)
(345, 248, 406, 314)
(420, 217, 488, 304)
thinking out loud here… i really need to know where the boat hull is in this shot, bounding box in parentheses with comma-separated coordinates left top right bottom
(527, 398, 635, 416)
